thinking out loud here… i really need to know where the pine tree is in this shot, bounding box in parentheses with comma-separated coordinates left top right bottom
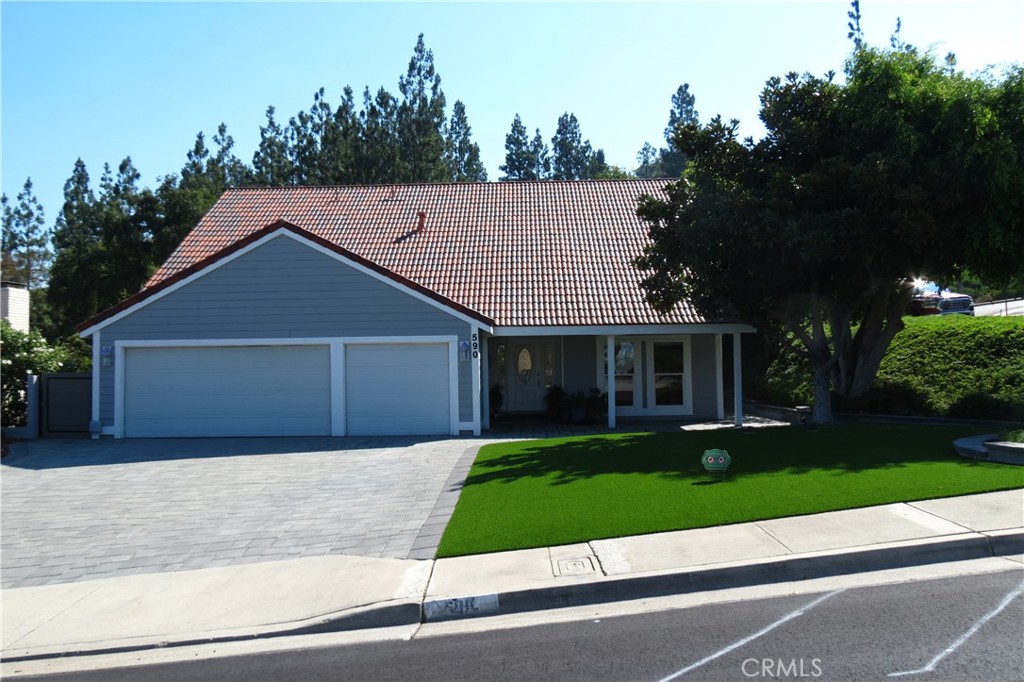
(354, 87, 401, 184)
(445, 100, 487, 182)
(253, 106, 292, 186)
(529, 128, 551, 180)
(1, 178, 52, 288)
(48, 160, 102, 336)
(500, 115, 549, 180)
(550, 112, 594, 180)
(660, 84, 699, 177)
(396, 34, 449, 183)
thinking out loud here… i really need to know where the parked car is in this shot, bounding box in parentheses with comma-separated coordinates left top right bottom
(909, 279, 974, 316)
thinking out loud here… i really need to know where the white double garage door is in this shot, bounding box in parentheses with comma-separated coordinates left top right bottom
(123, 342, 455, 438)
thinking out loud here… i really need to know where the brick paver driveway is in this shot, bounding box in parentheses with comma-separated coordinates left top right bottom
(1, 436, 478, 589)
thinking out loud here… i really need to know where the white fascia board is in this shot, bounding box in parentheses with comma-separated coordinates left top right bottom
(492, 323, 756, 337)
(114, 335, 458, 349)
(80, 229, 494, 338)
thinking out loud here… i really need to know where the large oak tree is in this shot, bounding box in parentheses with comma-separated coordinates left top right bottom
(636, 46, 1023, 423)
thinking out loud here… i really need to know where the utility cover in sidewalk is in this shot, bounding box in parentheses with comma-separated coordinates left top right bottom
(554, 556, 597, 577)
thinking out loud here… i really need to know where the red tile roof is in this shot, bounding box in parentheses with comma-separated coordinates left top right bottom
(146, 180, 704, 327)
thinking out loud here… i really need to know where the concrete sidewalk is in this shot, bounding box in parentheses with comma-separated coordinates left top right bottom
(2, 489, 1021, 663)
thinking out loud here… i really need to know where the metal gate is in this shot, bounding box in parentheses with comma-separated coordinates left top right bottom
(41, 372, 91, 436)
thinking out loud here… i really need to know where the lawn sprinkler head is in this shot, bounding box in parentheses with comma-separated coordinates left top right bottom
(702, 449, 732, 472)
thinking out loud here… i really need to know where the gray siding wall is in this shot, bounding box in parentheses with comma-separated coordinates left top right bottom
(96, 234, 475, 428)
(689, 334, 719, 419)
(562, 336, 598, 394)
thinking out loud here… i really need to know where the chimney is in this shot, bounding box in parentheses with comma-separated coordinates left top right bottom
(416, 211, 426, 232)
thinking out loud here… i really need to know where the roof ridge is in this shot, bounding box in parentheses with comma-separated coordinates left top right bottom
(222, 178, 672, 192)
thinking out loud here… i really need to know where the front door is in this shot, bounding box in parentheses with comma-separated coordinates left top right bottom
(508, 344, 544, 412)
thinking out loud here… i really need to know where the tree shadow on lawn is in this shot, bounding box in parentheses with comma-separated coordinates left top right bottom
(462, 425, 1009, 487)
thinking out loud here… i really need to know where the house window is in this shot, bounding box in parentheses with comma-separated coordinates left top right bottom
(614, 342, 635, 407)
(652, 341, 685, 406)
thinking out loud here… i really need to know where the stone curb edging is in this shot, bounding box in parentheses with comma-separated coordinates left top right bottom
(420, 530, 1024, 622)
(954, 435, 1024, 466)
(6, 529, 1020, 664)
(0, 600, 422, 664)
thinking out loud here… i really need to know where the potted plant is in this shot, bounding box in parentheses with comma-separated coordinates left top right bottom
(489, 385, 504, 418)
(543, 385, 567, 421)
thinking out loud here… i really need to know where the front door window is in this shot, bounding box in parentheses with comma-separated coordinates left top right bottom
(517, 347, 533, 383)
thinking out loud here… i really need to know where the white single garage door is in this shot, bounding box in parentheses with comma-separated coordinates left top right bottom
(124, 345, 331, 438)
(345, 343, 451, 436)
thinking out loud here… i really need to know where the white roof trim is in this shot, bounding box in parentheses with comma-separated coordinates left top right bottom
(491, 323, 756, 337)
(79, 228, 493, 337)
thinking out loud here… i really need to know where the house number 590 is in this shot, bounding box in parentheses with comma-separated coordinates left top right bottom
(471, 333, 479, 359)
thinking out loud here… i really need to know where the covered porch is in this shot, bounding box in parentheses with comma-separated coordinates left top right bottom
(477, 325, 754, 432)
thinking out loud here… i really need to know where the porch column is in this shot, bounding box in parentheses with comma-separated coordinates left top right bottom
(715, 334, 725, 421)
(481, 334, 490, 430)
(733, 332, 744, 426)
(607, 335, 616, 429)
(471, 327, 482, 436)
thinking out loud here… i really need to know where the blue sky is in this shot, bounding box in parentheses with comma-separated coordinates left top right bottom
(3, 1, 1022, 226)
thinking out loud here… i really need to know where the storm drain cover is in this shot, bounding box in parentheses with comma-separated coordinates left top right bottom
(554, 556, 597, 577)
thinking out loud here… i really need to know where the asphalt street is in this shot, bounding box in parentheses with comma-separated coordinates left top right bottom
(13, 567, 1023, 682)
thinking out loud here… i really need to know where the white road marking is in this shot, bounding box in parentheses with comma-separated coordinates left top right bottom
(656, 589, 845, 682)
(889, 580, 1024, 677)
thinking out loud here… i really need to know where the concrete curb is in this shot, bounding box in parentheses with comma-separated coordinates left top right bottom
(5, 529, 1021, 663)
(421, 530, 1024, 623)
(1, 599, 422, 663)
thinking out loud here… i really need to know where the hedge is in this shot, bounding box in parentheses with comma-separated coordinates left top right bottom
(754, 316, 1024, 420)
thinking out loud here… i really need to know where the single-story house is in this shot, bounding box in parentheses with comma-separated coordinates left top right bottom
(77, 180, 755, 438)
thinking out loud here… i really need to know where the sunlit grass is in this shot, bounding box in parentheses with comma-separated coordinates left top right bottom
(438, 425, 1024, 557)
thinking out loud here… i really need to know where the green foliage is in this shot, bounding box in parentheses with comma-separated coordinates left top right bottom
(438, 425, 1023, 556)
(593, 165, 635, 180)
(500, 114, 550, 181)
(1, 178, 52, 288)
(636, 41, 1024, 423)
(635, 83, 699, 178)
(47, 157, 172, 338)
(755, 317, 1024, 420)
(445, 100, 487, 182)
(550, 112, 602, 180)
(872, 316, 1024, 419)
(1, 320, 90, 426)
(396, 34, 450, 183)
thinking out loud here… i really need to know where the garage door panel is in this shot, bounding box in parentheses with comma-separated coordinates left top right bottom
(125, 345, 331, 438)
(348, 365, 449, 387)
(345, 344, 450, 436)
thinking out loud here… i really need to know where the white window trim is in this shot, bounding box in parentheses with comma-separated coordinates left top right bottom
(112, 336, 460, 438)
(595, 335, 693, 417)
(595, 337, 644, 417)
(644, 336, 694, 416)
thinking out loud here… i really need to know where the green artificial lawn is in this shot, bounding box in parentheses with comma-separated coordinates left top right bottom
(437, 425, 1024, 557)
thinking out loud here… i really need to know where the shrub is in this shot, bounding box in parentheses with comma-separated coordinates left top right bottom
(874, 316, 1024, 419)
(749, 316, 1024, 420)
(1, 320, 90, 426)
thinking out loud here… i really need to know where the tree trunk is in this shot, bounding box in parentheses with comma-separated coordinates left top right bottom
(811, 365, 834, 425)
(834, 286, 909, 399)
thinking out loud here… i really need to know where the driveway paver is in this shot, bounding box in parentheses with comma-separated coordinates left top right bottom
(1, 436, 474, 588)
(1, 418, 781, 589)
